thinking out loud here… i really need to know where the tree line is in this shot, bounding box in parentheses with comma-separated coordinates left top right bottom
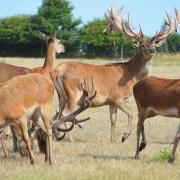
(0, 0, 179, 58)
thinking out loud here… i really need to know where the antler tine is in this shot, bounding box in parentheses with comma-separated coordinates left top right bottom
(53, 77, 97, 135)
(104, 3, 124, 33)
(122, 17, 137, 39)
(175, 8, 180, 31)
(152, 10, 175, 43)
(139, 25, 144, 39)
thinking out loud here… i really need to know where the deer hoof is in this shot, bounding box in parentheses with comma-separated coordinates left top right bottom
(139, 142, 146, 152)
(121, 133, 130, 143)
(135, 155, 139, 159)
(168, 157, 174, 164)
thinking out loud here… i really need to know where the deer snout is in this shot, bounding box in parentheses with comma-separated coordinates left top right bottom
(149, 48, 156, 54)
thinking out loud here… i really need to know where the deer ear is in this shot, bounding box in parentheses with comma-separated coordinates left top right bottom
(132, 39, 139, 48)
(37, 31, 47, 40)
(155, 39, 166, 47)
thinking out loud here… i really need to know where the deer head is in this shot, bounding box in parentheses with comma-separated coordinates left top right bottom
(105, 5, 179, 61)
(38, 31, 65, 54)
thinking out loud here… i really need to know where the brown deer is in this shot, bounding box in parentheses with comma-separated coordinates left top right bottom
(133, 9, 180, 162)
(55, 5, 177, 143)
(0, 32, 64, 81)
(0, 33, 65, 156)
(133, 76, 180, 162)
(0, 73, 56, 164)
(0, 72, 96, 163)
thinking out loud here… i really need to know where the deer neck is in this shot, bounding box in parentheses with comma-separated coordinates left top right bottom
(43, 43, 56, 71)
(126, 53, 150, 81)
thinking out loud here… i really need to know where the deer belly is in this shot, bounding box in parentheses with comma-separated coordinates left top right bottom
(146, 107, 179, 117)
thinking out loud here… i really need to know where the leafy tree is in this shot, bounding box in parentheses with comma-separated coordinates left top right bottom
(167, 33, 180, 53)
(80, 19, 135, 58)
(36, 0, 81, 56)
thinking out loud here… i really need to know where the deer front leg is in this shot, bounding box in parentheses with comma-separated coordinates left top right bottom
(168, 123, 180, 163)
(115, 100, 133, 142)
(109, 105, 117, 143)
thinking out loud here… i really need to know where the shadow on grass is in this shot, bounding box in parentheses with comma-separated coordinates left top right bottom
(148, 141, 173, 145)
(79, 153, 134, 161)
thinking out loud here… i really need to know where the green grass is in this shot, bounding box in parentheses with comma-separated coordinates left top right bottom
(0, 54, 180, 179)
(152, 149, 171, 162)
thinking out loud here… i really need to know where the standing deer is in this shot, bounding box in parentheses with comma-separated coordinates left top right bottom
(0, 73, 56, 164)
(133, 9, 180, 162)
(55, 5, 177, 143)
(133, 76, 180, 162)
(0, 33, 65, 156)
(0, 72, 96, 164)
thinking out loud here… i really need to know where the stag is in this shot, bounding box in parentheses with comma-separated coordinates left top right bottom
(55, 5, 178, 143)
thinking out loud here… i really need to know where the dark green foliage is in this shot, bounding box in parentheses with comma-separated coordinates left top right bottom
(0, 0, 81, 57)
(0, 0, 180, 58)
(167, 33, 180, 53)
(80, 19, 135, 58)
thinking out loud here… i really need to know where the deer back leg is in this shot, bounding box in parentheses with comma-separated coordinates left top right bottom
(0, 135, 8, 158)
(139, 124, 147, 152)
(10, 126, 19, 153)
(109, 105, 117, 143)
(114, 100, 133, 142)
(40, 106, 53, 164)
(168, 123, 180, 163)
(18, 118, 35, 164)
(135, 114, 145, 159)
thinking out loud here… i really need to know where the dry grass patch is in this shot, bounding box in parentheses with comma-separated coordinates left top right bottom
(0, 55, 180, 179)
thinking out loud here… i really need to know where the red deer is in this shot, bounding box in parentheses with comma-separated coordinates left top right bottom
(0, 72, 96, 164)
(0, 73, 56, 164)
(133, 9, 180, 162)
(0, 33, 65, 156)
(55, 5, 178, 143)
(133, 76, 180, 162)
(133, 76, 180, 159)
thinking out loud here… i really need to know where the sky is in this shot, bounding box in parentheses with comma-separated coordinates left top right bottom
(0, 0, 180, 36)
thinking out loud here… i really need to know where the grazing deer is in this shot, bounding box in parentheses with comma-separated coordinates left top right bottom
(55, 5, 177, 143)
(133, 9, 180, 162)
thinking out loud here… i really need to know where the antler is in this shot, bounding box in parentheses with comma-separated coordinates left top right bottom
(175, 8, 180, 31)
(52, 77, 96, 141)
(104, 3, 124, 33)
(151, 10, 177, 43)
(105, 3, 144, 43)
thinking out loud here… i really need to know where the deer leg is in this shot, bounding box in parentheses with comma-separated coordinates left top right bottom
(168, 123, 180, 163)
(10, 126, 19, 153)
(41, 107, 53, 165)
(135, 115, 144, 159)
(19, 118, 35, 164)
(139, 124, 147, 152)
(109, 105, 117, 143)
(0, 136, 8, 159)
(115, 100, 133, 142)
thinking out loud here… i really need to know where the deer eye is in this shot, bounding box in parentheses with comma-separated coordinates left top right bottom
(141, 44, 145, 48)
(155, 40, 160, 44)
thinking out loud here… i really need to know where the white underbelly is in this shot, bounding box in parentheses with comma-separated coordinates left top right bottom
(146, 107, 179, 117)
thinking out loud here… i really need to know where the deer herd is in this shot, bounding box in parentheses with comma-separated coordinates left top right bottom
(0, 4, 180, 165)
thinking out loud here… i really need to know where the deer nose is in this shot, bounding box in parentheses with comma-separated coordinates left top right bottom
(150, 48, 156, 54)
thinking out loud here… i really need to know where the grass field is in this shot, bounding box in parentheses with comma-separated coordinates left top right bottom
(0, 54, 180, 180)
